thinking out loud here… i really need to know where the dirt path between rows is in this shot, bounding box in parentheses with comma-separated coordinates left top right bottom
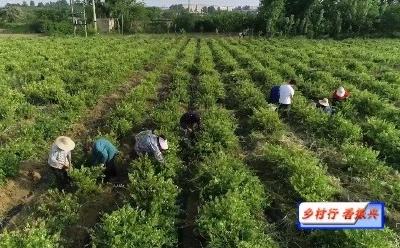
(0, 69, 149, 229)
(179, 39, 203, 248)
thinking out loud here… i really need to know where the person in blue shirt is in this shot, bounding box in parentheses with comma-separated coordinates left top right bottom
(88, 138, 119, 179)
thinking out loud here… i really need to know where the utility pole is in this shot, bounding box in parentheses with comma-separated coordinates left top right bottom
(70, 0, 87, 37)
(121, 14, 124, 35)
(92, 0, 97, 33)
(83, 0, 88, 37)
(70, 0, 76, 36)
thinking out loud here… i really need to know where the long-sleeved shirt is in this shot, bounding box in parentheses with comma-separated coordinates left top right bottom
(92, 138, 118, 164)
(48, 144, 72, 170)
(134, 130, 164, 163)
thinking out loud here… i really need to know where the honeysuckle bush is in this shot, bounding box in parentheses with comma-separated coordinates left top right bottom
(250, 107, 285, 138)
(266, 45, 400, 167)
(34, 189, 81, 233)
(0, 221, 61, 248)
(194, 40, 279, 247)
(94, 39, 195, 248)
(243, 39, 400, 214)
(68, 165, 105, 197)
(261, 143, 340, 202)
(364, 117, 400, 165)
(92, 205, 176, 248)
(341, 144, 400, 209)
(196, 152, 269, 213)
(309, 229, 400, 248)
(223, 71, 268, 116)
(197, 191, 278, 248)
(107, 39, 187, 138)
(195, 72, 226, 109)
(128, 157, 180, 226)
(228, 38, 400, 244)
(194, 106, 240, 157)
(0, 37, 177, 184)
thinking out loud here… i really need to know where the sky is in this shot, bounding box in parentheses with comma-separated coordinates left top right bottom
(0, 0, 260, 7)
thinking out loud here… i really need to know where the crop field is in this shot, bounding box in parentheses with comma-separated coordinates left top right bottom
(0, 36, 400, 247)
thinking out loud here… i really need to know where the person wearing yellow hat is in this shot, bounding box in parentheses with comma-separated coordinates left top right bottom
(134, 130, 169, 164)
(48, 136, 75, 188)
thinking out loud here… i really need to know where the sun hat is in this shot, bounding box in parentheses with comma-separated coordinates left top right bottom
(55, 136, 76, 151)
(158, 137, 169, 150)
(337, 86, 346, 97)
(319, 98, 330, 107)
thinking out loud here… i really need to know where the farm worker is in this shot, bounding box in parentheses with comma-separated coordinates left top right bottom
(316, 98, 333, 115)
(332, 86, 350, 105)
(180, 109, 201, 147)
(88, 138, 119, 180)
(48, 136, 75, 188)
(134, 130, 169, 164)
(180, 110, 201, 136)
(278, 79, 296, 118)
(268, 85, 280, 104)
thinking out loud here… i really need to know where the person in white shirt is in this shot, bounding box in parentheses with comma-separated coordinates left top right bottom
(278, 79, 296, 118)
(48, 136, 75, 188)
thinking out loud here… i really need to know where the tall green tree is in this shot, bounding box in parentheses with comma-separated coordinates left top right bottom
(259, 0, 286, 36)
(0, 6, 24, 22)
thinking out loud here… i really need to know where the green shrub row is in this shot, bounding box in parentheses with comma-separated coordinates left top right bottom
(0, 37, 173, 184)
(193, 39, 278, 248)
(92, 38, 192, 248)
(230, 39, 399, 246)
(215, 39, 340, 202)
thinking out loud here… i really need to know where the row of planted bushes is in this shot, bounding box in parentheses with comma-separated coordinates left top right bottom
(241, 39, 400, 210)
(191, 39, 278, 247)
(0, 38, 185, 248)
(275, 42, 400, 167)
(247, 39, 400, 153)
(212, 39, 340, 202)
(0, 37, 171, 184)
(222, 38, 399, 246)
(92, 38, 193, 247)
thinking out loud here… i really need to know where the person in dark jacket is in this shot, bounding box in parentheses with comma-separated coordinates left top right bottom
(88, 138, 119, 179)
(180, 110, 201, 136)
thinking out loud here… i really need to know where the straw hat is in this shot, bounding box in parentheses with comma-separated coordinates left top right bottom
(337, 86, 346, 97)
(55, 136, 75, 151)
(158, 137, 169, 150)
(319, 98, 330, 107)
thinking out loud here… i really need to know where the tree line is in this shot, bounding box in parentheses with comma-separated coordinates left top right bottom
(0, 0, 399, 37)
(259, 0, 400, 38)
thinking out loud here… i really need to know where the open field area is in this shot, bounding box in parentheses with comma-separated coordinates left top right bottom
(0, 36, 400, 247)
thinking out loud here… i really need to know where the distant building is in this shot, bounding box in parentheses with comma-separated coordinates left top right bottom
(187, 4, 207, 13)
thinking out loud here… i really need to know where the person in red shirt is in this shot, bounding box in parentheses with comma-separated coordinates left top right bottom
(332, 86, 350, 105)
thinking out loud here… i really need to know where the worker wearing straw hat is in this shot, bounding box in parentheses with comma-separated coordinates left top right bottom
(316, 98, 333, 115)
(134, 130, 169, 164)
(48, 136, 75, 188)
(332, 86, 350, 105)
